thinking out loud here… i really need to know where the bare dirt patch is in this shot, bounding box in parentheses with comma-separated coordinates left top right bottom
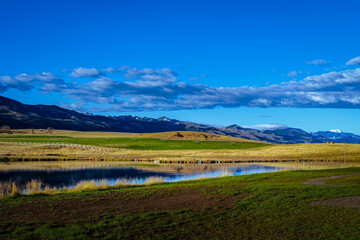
(303, 174, 360, 209)
(0, 187, 244, 225)
(310, 196, 360, 209)
(301, 174, 360, 186)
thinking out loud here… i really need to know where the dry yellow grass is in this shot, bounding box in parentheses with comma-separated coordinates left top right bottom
(135, 131, 260, 142)
(0, 176, 166, 198)
(1, 142, 360, 163)
(0, 160, 142, 171)
(257, 161, 360, 170)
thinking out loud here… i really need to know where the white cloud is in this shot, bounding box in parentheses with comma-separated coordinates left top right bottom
(70, 67, 100, 78)
(346, 56, 360, 65)
(286, 71, 298, 77)
(307, 59, 330, 65)
(0, 76, 16, 85)
(0, 73, 61, 92)
(35, 72, 58, 82)
(69, 66, 129, 78)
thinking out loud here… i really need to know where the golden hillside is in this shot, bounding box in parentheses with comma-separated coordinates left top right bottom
(135, 131, 260, 142)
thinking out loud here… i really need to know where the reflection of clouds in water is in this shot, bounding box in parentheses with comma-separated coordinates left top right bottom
(108, 165, 286, 186)
(77, 165, 287, 188)
(1, 165, 287, 190)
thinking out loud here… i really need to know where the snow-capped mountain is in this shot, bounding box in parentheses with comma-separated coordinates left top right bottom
(311, 130, 360, 143)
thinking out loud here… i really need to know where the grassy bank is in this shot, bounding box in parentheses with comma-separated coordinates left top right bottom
(0, 168, 360, 239)
(0, 176, 166, 198)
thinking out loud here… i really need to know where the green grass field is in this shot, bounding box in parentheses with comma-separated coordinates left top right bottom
(0, 135, 268, 150)
(0, 168, 360, 239)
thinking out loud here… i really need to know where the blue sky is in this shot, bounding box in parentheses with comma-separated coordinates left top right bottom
(1, 0, 360, 133)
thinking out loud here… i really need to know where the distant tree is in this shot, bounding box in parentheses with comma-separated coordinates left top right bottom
(175, 132, 184, 138)
(47, 127, 54, 134)
(0, 125, 13, 134)
(31, 128, 35, 134)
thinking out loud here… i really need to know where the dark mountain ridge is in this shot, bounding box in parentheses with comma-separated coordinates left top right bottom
(1, 96, 359, 144)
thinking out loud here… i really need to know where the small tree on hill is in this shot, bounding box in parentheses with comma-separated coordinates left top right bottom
(0, 125, 12, 134)
(47, 127, 54, 134)
(174, 132, 184, 138)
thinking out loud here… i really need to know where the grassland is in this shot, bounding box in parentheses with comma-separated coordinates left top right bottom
(1, 130, 360, 239)
(0, 134, 267, 151)
(0, 130, 360, 163)
(1, 140, 359, 163)
(2, 130, 359, 163)
(0, 167, 360, 239)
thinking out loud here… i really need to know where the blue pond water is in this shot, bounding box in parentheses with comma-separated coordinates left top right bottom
(0, 164, 287, 189)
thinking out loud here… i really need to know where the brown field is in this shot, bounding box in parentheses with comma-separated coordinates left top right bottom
(134, 131, 259, 142)
(0, 183, 240, 224)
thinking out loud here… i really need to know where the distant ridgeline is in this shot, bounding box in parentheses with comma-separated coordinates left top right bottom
(0, 95, 359, 144)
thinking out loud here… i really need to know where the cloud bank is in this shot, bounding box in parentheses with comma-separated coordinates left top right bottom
(1, 65, 360, 112)
(242, 124, 287, 131)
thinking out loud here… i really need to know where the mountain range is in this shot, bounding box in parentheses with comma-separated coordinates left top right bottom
(0, 95, 359, 144)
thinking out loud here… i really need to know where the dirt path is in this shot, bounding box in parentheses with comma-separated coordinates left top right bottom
(302, 174, 360, 209)
(301, 173, 360, 186)
(310, 196, 360, 209)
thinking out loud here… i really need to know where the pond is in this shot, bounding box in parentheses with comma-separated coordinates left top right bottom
(0, 163, 288, 190)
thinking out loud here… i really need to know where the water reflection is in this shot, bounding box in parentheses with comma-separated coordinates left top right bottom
(0, 164, 287, 189)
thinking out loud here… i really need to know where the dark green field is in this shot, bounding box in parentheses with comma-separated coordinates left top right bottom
(1, 168, 360, 240)
(0, 135, 268, 150)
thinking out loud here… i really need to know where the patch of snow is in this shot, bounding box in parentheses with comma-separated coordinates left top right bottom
(329, 129, 343, 133)
(158, 116, 171, 121)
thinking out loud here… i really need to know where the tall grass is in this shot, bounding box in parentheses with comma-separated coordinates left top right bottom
(11, 182, 18, 196)
(0, 179, 48, 198)
(0, 176, 166, 198)
(25, 179, 43, 194)
(144, 176, 163, 185)
(75, 180, 98, 191)
(0, 181, 14, 198)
